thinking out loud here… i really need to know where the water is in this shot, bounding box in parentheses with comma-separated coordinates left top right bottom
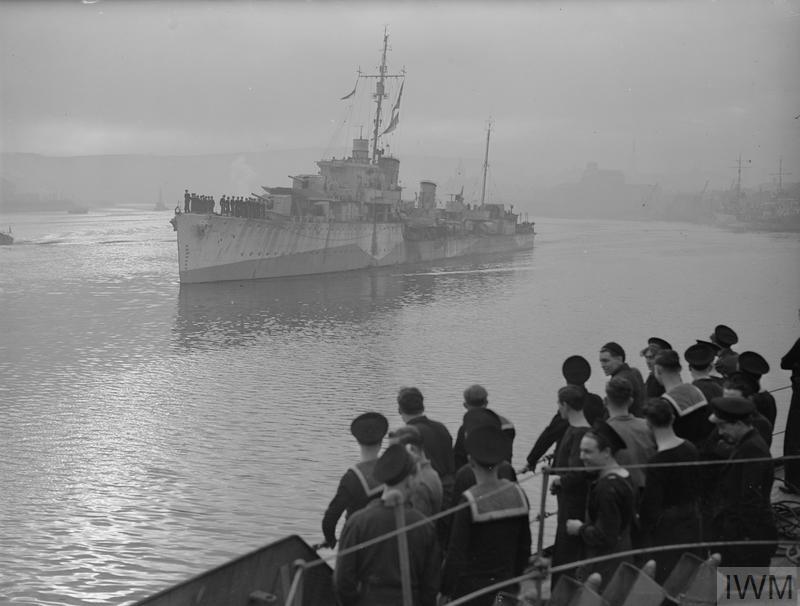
(1, 209, 798, 605)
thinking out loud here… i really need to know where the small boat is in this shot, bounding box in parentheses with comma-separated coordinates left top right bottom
(131, 535, 334, 606)
(67, 206, 89, 214)
(0, 226, 13, 245)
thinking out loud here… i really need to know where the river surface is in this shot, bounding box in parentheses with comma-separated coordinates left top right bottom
(0, 209, 798, 605)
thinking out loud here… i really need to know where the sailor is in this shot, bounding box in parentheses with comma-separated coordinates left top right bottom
(397, 387, 455, 509)
(642, 337, 672, 397)
(184, 189, 190, 212)
(599, 342, 646, 416)
(781, 312, 800, 494)
(548, 385, 592, 585)
(654, 349, 714, 446)
(685, 343, 724, 404)
(321, 412, 388, 549)
(738, 351, 776, 427)
(722, 371, 773, 446)
(524, 355, 604, 472)
(335, 444, 441, 606)
(441, 424, 531, 605)
(450, 408, 517, 509)
(639, 398, 701, 584)
(706, 396, 777, 567)
(710, 324, 739, 378)
(453, 384, 515, 469)
(604, 376, 656, 495)
(387, 425, 443, 517)
(566, 421, 637, 589)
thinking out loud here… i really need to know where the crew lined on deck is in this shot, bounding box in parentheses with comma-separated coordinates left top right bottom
(319, 322, 796, 603)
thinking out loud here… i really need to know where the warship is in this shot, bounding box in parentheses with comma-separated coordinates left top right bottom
(171, 32, 535, 284)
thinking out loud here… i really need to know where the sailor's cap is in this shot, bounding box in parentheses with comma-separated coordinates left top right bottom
(648, 337, 673, 351)
(463, 407, 501, 435)
(695, 339, 722, 353)
(465, 424, 510, 466)
(373, 443, 416, 485)
(710, 324, 738, 348)
(737, 351, 770, 377)
(387, 424, 424, 448)
(709, 396, 755, 422)
(562, 355, 591, 385)
(684, 343, 716, 368)
(350, 412, 389, 445)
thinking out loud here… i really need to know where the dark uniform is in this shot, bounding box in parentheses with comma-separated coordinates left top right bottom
(610, 363, 646, 417)
(705, 397, 777, 567)
(322, 460, 384, 547)
(643, 337, 672, 398)
(640, 440, 701, 583)
(184, 189, 190, 212)
(575, 421, 637, 588)
(781, 334, 800, 492)
(407, 414, 455, 504)
(525, 355, 604, 469)
(335, 445, 440, 606)
(442, 425, 531, 606)
(739, 351, 776, 427)
(710, 324, 739, 378)
(551, 425, 591, 581)
(322, 412, 387, 548)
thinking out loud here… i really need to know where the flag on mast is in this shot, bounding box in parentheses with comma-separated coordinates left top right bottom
(392, 80, 404, 113)
(381, 112, 399, 135)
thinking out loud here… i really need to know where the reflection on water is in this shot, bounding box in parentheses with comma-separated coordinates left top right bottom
(2, 213, 798, 606)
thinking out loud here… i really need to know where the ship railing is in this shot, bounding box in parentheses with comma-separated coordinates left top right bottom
(280, 383, 798, 605)
(284, 451, 800, 606)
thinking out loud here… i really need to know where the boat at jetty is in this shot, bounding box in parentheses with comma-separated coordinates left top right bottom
(170, 32, 534, 284)
(0, 227, 13, 245)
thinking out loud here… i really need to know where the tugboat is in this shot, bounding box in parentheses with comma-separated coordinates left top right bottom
(0, 226, 13, 245)
(171, 30, 534, 284)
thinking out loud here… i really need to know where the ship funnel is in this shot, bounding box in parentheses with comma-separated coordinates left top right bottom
(419, 181, 437, 210)
(353, 139, 369, 163)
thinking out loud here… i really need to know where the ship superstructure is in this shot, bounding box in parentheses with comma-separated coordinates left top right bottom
(172, 31, 534, 284)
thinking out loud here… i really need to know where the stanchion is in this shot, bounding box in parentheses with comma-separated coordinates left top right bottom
(387, 489, 413, 606)
(535, 467, 550, 604)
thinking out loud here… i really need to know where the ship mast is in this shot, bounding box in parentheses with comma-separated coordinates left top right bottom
(371, 29, 389, 164)
(480, 119, 493, 206)
(359, 28, 404, 164)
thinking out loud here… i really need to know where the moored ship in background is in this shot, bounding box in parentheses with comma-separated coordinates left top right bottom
(171, 31, 534, 284)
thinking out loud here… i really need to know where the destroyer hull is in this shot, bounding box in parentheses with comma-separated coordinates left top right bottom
(175, 213, 534, 283)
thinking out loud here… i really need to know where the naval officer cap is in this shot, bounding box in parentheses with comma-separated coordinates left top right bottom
(465, 424, 511, 466)
(588, 420, 627, 454)
(710, 324, 738, 348)
(648, 337, 673, 351)
(737, 351, 770, 377)
(463, 407, 501, 435)
(562, 355, 592, 385)
(695, 339, 722, 353)
(350, 412, 389, 446)
(684, 343, 716, 368)
(709, 396, 755, 422)
(373, 443, 416, 485)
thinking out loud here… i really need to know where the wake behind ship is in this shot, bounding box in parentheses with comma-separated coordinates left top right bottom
(171, 31, 534, 284)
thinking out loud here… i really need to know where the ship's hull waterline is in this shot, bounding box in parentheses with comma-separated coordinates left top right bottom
(175, 213, 535, 284)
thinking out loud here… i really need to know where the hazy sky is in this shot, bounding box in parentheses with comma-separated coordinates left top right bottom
(1, 0, 798, 187)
